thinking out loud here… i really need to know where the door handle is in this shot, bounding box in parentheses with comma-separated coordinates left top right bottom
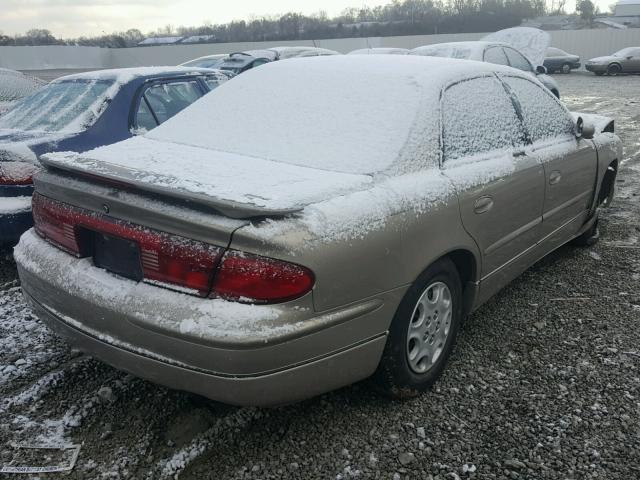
(549, 170, 562, 185)
(474, 196, 494, 214)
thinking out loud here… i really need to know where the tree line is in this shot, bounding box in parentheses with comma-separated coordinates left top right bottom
(0, 0, 572, 48)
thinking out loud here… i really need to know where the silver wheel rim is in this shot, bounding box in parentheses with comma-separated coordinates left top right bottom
(406, 281, 453, 374)
(562, 64, 570, 74)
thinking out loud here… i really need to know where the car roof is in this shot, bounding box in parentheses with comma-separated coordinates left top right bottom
(55, 66, 219, 83)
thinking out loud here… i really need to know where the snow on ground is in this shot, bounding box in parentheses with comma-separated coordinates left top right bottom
(0, 73, 639, 479)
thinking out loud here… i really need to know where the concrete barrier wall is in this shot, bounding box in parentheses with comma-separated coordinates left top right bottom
(1, 29, 639, 71)
(0, 45, 108, 70)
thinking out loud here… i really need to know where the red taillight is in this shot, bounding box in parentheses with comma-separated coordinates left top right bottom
(32, 193, 83, 255)
(32, 194, 222, 296)
(0, 162, 38, 185)
(212, 250, 314, 304)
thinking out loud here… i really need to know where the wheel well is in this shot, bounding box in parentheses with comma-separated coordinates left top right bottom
(598, 160, 618, 206)
(608, 62, 622, 71)
(445, 249, 478, 315)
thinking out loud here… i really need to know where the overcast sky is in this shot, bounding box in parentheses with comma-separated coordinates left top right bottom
(0, 0, 613, 38)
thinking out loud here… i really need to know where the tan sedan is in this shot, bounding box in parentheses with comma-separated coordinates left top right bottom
(15, 56, 621, 406)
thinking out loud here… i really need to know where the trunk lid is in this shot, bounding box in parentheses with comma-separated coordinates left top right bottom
(41, 136, 374, 219)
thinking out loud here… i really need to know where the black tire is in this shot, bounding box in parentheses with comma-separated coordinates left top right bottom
(607, 64, 621, 76)
(561, 63, 571, 74)
(572, 216, 600, 247)
(373, 258, 462, 399)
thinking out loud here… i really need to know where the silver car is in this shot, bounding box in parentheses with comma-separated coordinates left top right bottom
(586, 47, 640, 75)
(16, 56, 621, 406)
(410, 41, 561, 97)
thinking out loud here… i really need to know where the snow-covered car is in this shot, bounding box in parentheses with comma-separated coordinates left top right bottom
(347, 47, 409, 55)
(16, 56, 621, 406)
(0, 66, 229, 245)
(410, 41, 561, 97)
(586, 47, 640, 75)
(267, 46, 340, 59)
(544, 47, 581, 73)
(0, 68, 46, 115)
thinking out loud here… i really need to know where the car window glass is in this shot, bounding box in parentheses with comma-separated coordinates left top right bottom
(546, 47, 565, 56)
(143, 81, 202, 125)
(502, 76, 575, 143)
(504, 48, 532, 72)
(484, 47, 509, 66)
(135, 97, 157, 132)
(442, 76, 525, 162)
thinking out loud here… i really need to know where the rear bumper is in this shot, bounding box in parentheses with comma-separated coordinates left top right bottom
(0, 206, 32, 245)
(24, 291, 386, 406)
(585, 64, 607, 73)
(16, 231, 399, 406)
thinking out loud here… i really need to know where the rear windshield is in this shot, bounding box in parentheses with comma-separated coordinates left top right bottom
(0, 79, 115, 133)
(546, 47, 567, 56)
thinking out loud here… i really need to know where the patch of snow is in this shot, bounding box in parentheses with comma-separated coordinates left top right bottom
(0, 196, 31, 214)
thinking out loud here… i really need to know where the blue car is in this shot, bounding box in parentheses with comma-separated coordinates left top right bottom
(0, 66, 229, 245)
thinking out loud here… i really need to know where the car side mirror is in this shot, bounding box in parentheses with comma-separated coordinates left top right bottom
(576, 116, 595, 140)
(535, 65, 547, 74)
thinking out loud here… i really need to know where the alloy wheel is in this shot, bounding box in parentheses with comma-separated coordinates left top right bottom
(406, 281, 453, 374)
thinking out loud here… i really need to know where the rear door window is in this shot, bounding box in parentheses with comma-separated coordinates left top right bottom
(484, 47, 509, 66)
(141, 81, 202, 125)
(501, 76, 574, 143)
(504, 48, 533, 72)
(442, 75, 526, 162)
(134, 97, 157, 132)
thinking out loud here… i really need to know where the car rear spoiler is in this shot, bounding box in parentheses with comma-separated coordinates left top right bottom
(38, 155, 303, 220)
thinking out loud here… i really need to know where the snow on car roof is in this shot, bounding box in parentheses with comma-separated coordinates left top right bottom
(410, 41, 494, 60)
(348, 47, 409, 55)
(57, 66, 213, 83)
(139, 55, 518, 175)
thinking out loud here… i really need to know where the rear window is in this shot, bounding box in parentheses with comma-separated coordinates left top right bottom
(0, 79, 115, 133)
(412, 45, 472, 59)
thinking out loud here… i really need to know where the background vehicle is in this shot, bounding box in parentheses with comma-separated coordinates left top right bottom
(216, 52, 272, 74)
(409, 41, 561, 97)
(180, 53, 228, 69)
(16, 56, 620, 406)
(268, 46, 339, 59)
(348, 47, 408, 55)
(0, 66, 229, 245)
(544, 47, 581, 73)
(0, 68, 45, 115)
(586, 47, 640, 75)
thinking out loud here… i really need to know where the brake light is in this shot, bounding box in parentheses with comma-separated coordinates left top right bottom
(32, 194, 222, 296)
(32, 193, 83, 255)
(0, 162, 38, 185)
(212, 250, 314, 303)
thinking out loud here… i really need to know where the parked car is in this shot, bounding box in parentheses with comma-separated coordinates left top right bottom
(410, 41, 561, 97)
(586, 47, 640, 75)
(348, 47, 409, 55)
(216, 53, 272, 74)
(16, 56, 620, 406)
(268, 46, 340, 59)
(180, 53, 228, 69)
(0, 66, 229, 245)
(544, 47, 581, 73)
(0, 68, 46, 115)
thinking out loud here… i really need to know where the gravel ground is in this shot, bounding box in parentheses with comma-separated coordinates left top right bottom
(1, 73, 639, 479)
